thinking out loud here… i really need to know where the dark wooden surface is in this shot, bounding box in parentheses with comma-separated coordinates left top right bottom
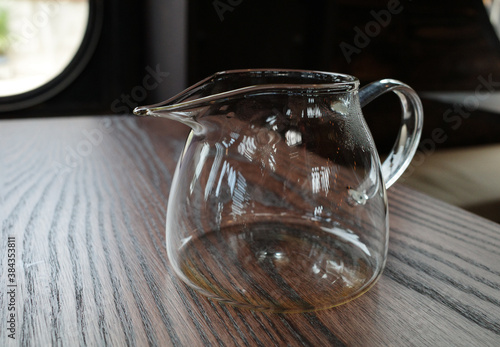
(1, 115, 500, 346)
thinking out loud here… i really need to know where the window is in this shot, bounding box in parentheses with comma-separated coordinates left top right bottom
(0, 0, 102, 111)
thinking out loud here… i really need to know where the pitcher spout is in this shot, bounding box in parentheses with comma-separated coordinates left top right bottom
(133, 72, 221, 131)
(133, 102, 204, 132)
(133, 82, 209, 131)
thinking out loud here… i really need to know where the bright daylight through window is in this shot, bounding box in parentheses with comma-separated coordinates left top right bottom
(0, 0, 89, 97)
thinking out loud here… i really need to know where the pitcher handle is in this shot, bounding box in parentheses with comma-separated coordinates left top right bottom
(359, 79, 424, 189)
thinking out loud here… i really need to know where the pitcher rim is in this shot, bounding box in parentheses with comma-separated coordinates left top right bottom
(214, 68, 359, 87)
(134, 69, 360, 116)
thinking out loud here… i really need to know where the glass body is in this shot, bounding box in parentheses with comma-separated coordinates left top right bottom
(135, 69, 423, 312)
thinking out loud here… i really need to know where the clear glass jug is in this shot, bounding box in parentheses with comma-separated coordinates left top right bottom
(134, 69, 423, 312)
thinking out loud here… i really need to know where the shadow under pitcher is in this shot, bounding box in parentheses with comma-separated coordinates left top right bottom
(134, 69, 423, 313)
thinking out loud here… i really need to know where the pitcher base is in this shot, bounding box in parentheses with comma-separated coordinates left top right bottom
(176, 220, 381, 312)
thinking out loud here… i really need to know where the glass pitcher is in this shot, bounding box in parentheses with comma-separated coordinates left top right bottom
(134, 69, 423, 313)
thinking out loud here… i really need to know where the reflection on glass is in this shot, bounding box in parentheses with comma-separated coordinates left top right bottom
(0, 0, 89, 96)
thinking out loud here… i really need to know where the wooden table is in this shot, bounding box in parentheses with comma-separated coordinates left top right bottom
(1, 115, 499, 346)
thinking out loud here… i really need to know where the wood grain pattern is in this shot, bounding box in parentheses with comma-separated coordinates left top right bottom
(1, 115, 500, 346)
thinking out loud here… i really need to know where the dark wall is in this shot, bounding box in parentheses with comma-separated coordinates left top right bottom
(188, 1, 330, 83)
(188, 0, 500, 90)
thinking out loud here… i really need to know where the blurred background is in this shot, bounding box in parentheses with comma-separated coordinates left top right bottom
(0, 0, 499, 222)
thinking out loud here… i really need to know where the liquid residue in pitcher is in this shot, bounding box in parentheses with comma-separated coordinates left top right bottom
(178, 220, 380, 312)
